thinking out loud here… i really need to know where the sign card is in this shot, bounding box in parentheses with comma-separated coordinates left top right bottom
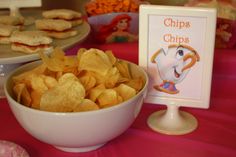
(139, 5, 217, 108)
(0, 0, 41, 16)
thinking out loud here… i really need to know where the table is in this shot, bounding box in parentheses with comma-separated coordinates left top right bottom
(0, 40, 236, 157)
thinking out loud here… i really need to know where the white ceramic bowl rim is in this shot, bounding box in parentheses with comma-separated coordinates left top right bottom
(4, 60, 148, 117)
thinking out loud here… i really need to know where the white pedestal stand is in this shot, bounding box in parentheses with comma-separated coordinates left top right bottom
(147, 105, 198, 135)
(0, 0, 41, 17)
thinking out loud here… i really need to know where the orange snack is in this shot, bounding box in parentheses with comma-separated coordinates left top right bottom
(85, 0, 149, 16)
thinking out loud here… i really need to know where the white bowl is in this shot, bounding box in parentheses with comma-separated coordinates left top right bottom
(4, 60, 148, 153)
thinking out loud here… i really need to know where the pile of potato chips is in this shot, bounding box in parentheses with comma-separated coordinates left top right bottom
(12, 48, 144, 112)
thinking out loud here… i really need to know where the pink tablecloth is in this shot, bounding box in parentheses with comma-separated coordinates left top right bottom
(0, 41, 236, 157)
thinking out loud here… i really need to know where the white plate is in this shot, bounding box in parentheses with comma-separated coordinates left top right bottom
(0, 9, 91, 64)
(0, 9, 90, 98)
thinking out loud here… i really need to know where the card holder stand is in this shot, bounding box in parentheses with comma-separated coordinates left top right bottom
(0, 0, 41, 17)
(147, 104, 198, 135)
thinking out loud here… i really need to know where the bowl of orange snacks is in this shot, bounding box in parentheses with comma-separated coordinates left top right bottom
(4, 47, 148, 152)
(88, 12, 139, 43)
(85, 0, 149, 16)
(85, 0, 149, 43)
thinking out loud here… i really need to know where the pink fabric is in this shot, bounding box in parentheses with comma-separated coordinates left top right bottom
(0, 41, 236, 157)
(0, 140, 29, 157)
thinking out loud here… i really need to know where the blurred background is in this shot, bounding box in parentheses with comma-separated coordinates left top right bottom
(41, 0, 189, 14)
(0, 0, 234, 15)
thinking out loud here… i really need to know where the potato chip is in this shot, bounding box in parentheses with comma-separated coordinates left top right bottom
(40, 74, 85, 112)
(50, 47, 65, 60)
(88, 84, 106, 102)
(74, 99, 99, 112)
(115, 84, 136, 101)
(97, 89, 123, 108)
(43, 68, 57, 78)
(117, 77, 130, 84)
(62, 56, 80, 76)
(28, 75, 57, 109)
(84, 67, 120, 88)
(105, 50, 117, 65)
(64, 55, 77, 65)
(13, 83, 31, 107)
(30, 74, 49, 93)
(58, 73, 79, 84)
(79, 48, 112, 76)
(40, 75, 58, 89)
(39, 49, 64, 72)
(79, 73, 96, 91)
(32, 63, 48, 74)
(12, 64, 47, 84)
(39, 48, 79, 75)
(125, 77, 144, 92)
(56, 71, 63, 80)
(63, 66, 80, 76)
(104, 67, 120, 88)
(115, 60, 132, 79)
(77, 48, 87, 62)
(40, 89, 75, 112)
(88, 71, 106, 85)
(13, 83, 24, 103)
(30, 90, 42, 109)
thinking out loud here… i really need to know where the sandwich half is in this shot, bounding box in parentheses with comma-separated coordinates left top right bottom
(42, 9, 83, 27)
(0, 24, 18, 44)
(10, 31, 53, 54)
(0, 15, 24, 29)
(35, 19, 78, 39)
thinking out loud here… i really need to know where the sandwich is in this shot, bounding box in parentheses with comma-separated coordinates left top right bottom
(35, 19, 78, 39)
(0, 15, 24, 29)
(42, 9, 83, 27)
(10, 30, 53, 54)
(0, 24, 18, 44)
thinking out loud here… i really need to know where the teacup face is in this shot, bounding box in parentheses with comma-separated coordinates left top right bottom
(155, 47, 190, 83)
(154, 45, 198, 84)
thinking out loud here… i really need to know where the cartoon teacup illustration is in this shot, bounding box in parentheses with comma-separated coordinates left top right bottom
(151, 44, 200, 94)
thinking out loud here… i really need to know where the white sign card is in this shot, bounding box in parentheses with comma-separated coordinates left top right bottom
(139, 5, 216, 109)
(0, 0, 41, 8)
(0, 0, 41, 16)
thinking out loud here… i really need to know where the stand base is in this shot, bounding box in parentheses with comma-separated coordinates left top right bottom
(147, 110, 198, 135)
(54, 143, 105, 153)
